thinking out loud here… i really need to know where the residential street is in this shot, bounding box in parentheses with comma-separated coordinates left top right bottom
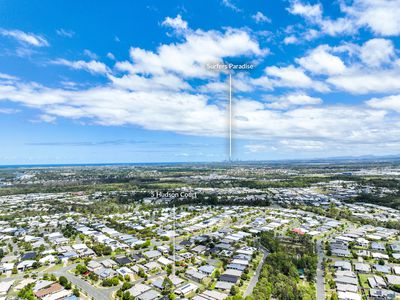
(316, 240, 325, 300)
(52, 263, 117, 300)
(243, 246, 269, 297)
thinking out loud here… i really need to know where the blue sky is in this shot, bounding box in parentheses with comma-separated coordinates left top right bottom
(1, 0, 400, 164)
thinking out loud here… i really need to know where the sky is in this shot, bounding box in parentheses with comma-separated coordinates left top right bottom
(1, 0, 400, 164)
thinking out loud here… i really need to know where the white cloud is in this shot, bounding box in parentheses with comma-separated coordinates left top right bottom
(327, 69, 400, 94)
(52, 59, 110, 75)
(264, 93, 322, 109)
(304, 29, 319, 40)
(296, 45, 346, 75)
(366, 94, 400, 113)
(107, 52, 115, 60)
(39, 114, 57, 123)
(290, 39, 398, 94)
(252, 12, 271, 24)
(122, 28, 264, 79)
(288, 1, 355, 36)
(56, 28, 75, 38)
(265, 65, 329, 91)
(3, 20, 400, 157)
(0, 73, 19, 80)
(0, 29, 49, 47)
(200, 63, 328, 94)
(283, 35, 298, 45)
(345, 0, 400, 36)
(245, 144, 271, 153)
(280, 139, 324, 150)
(200, 73, 256, 94)
(221, 0, 241, 12)
(0, 82, 226, 134)
(266, 65, 311, 86)
(1, 78, 400, 156)
(360, 38, 395, 67)
(0, 108, 19, 114)
(288, 1, 322, 20)
(162, 15, 188, 31)
(288, 0, 400, 37)
(109, 73, 190, 92)
(319, 18, 355, 36)
(198, 81, 227, 94)
(83, 49, 98, 60)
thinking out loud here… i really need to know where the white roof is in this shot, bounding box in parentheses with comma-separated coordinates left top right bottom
(223, 269, 242, 277)
(42, 289, 71, 300)
(72, 243, 88, 250)
(177, 282, 198, 294)
(393, 266, 400, 275)
(215, 281, 233, 290)
(13, 278, 35, 291)
(386, 275, 400, 285)
(202, 290, 228, 300)
(158, 256, 173, 265)
(0, 280, 14, 294)
(337, 291, 361, 300)
(128, 283, 151, 297)
(231, 259, 249, 266)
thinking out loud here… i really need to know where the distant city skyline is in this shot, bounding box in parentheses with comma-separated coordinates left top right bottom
(1, 0, 400, 164)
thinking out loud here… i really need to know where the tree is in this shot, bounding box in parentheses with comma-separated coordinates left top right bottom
(59, 276, 69, 287)
(331, 292, 338, 300)
(230, 285, 239, 296)
(18, 283, 35, 300)
(89, 273, 99, 281)
(213, 269, 220, 278)
(162, 277, 173, 294)
(123, 291, 131, 300)
(73, 287, 80, 297)
(138, 267, 146, 278)
(92, 243, 112, 256)
(122, 282, 133, 291)
(59, 276, 71, 289)
(166, 264, 172, 275)
(75, 264, 88, 275)
(111, 277, 120, 286)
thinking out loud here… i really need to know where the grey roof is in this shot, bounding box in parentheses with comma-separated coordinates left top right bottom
(335, 275, 358, 286)
(369, 288, 395, 300)
(138, 290, 161, 300)
(334, 261, 352, 270)
(199, 265, 215, 274)
(374, 264, 390, 273)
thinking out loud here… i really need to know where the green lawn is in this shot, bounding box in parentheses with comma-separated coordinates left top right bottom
(358, 273, 372, 289)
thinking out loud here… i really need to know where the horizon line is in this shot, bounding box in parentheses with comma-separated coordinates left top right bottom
(1, 155, 400, 168)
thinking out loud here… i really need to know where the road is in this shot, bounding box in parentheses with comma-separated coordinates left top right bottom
(243, 246, 269, 297)
(53, 263, 118, 300)
(316, 240, 325, 300)
(53, 265, 166, 300)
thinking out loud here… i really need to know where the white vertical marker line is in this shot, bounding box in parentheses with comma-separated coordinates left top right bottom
(229, 73, 232, 161)
(172, 204, 176, 277)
